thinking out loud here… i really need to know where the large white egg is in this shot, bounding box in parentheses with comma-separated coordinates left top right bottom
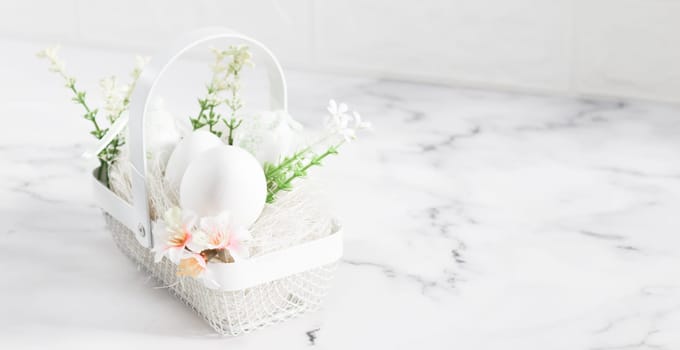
(164, 130, 223, 192)
(179, 145, 266, 228)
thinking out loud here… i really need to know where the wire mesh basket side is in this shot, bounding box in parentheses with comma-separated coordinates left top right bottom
(104, 212, 337, 336)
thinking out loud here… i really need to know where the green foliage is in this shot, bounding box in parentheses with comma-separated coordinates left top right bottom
(190, 94, 223, 137)
(66, 78, 122, 183)
(38, 47, 145, 186)
(264, 144, 340, 203)
(190, 46, 252, 144)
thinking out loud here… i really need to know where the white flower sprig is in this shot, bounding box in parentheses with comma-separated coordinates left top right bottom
(37, 46, 102, 137)
(190, 45, 254, 144)
(37, 46, 149, 185)
(263, 100, 371, 203)
(325, 99, 372, 142)
(37, 46, 68, 77)
(100, 56, 150, 123)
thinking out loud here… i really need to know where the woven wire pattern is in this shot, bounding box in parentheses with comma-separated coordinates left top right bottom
(104, 213, 337, 336)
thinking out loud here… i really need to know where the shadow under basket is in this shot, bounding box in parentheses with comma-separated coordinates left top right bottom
(104, 213, 338, 336)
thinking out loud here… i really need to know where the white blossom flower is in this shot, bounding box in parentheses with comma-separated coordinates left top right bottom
(325, 100, 362, 142)
(187, 212, 229, 252)
(100, 76, 128, 122)
(227, 45, 254, 73)
(225, 226, 253, 260)
(154, 208, 250, 286)
(353, 111, 372, 130)
(205, 91, 221, 107)
(133, 56, 150, 79)
(210, 45, 254, 75)
(187, 211, 252, 261)
(327, 99, 349, 119)
(128, 55, 149, 94)
(152, 207, 197, 264)
(99, 56, 149, 123)
(36, 46, 59, 60)
(334, 119, 356, 142)
(36, 45, 68, 78)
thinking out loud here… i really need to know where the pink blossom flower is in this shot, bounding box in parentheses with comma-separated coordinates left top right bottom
(153, 207, 197, 264)
(188, 211, 252, 260)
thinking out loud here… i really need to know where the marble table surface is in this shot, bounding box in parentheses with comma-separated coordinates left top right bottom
(1, 38, 680, 349)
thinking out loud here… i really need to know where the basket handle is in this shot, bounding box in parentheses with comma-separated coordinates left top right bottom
(128, 27, 288, 248)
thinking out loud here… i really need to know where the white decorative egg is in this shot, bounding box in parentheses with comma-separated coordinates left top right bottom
(179, 145, 266, 228)
(164, 130, 223, 192)
(237, 110, 302, 164)
(145, 98, 181, 167)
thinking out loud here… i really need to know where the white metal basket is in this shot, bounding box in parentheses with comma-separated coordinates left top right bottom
(91, 27, 343, 336)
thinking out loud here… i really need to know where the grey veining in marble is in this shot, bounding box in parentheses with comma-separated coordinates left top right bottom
(1, 38, 679, 349)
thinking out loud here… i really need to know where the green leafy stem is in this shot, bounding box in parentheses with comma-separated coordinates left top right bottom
(190, 46, 251, 145)
(67, 79, 122, 185)
(264, 143, 342, 203)
(190, 91, 223, 137)
(39, 47, 143, 187)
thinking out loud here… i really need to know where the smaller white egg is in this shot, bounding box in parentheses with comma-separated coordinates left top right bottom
(237, 110, 303, 164)
(164, 130, 223, 192)
(145, 98, 181, 167)
(180, 145, 266, 228)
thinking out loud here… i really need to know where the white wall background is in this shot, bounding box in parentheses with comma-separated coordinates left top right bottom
(2, 0, 680, 103)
